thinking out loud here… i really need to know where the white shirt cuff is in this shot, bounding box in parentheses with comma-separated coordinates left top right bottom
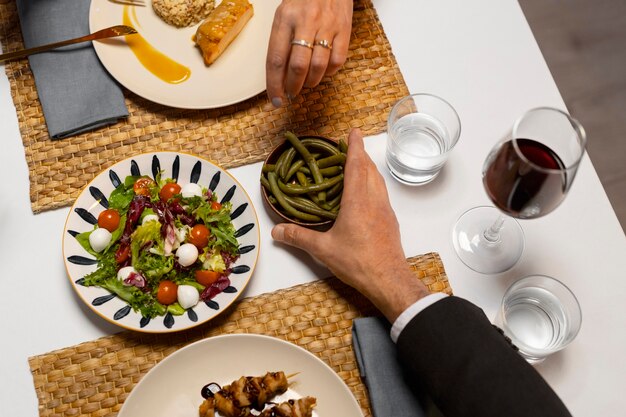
(390, 292, 449, 343)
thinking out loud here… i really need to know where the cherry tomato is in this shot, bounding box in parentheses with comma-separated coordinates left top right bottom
(157, 280, 178, 305)
(115, 245, 130, 264)
(211, 201, 222, 211)
(98, 209, 121, 232)
(133, 177, 156, 196)
(188, 224, 210, 249)
(159, 182, 182, 202)
(195, 270, 221, 286)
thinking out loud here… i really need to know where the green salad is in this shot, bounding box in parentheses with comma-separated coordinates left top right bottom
(76, 174, 240, 320)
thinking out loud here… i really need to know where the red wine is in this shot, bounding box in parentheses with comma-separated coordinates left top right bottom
(483, 138, 567, 218)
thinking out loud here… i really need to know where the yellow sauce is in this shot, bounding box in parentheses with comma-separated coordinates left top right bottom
(123, 6, 191, 84)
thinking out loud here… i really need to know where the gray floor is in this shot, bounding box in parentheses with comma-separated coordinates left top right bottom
(519, 0, 626, 232)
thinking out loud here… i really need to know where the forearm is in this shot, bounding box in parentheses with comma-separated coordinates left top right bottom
(396, 297, 572, 417)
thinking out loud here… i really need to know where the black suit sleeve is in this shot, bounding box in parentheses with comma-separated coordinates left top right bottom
(396, 296, 572, 417)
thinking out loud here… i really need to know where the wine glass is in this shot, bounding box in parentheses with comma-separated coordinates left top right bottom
(452, 107, 587, 274)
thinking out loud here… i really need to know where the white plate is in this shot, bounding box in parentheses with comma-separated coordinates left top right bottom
(118, 334, 364, 417)
(89, 0, 280, 108)
(62, 152, 260, 333)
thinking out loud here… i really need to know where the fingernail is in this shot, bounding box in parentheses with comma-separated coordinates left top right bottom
(271, 225, 284, 242)
(271, 97, 283, 108)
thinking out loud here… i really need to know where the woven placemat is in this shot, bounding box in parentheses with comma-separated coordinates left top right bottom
(0, 0, 408, 214)
(28, 252, 451, 417)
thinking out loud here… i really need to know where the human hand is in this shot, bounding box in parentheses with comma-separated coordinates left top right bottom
(266, 0, 353, 107)
(271, 129, 431, 322)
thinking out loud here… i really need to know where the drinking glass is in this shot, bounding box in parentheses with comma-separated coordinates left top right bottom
(496, 275, 582, 363)
(386, 94, 461, 185)
(452, 108, 586, 274)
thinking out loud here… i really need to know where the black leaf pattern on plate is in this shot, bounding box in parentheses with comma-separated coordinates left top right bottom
(89, 186, 108, 208)
(67, 230, 79, 238)
(172, 155, 180, 182)
(75, 278, 86, 286)
(235, 223, 254, 238)
(68, 256, 97, 265)
(92, 294, 116, 306)
(220, 185, 236, 204)
(205, 300, 219, 310)
(190, 161, 202, 183)
(223, 286, 237, 293)
(187, 309, 198, 322)
(238, 245, 255, 254)
(231, 203, 248, 220)
(209, 171, 220, 191)
(152, 155, 161, 180)
(231, 265, 250, 274)
(109, 170, 121, 188)
(164, 312, 175, 328)
(140, 317, 151, 328)
(131, 160, 140, 177)
(114, 305, 131, 320)
(75, 208, 97, 225)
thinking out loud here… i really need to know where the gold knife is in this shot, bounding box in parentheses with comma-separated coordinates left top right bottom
(0, 25, 137, 63)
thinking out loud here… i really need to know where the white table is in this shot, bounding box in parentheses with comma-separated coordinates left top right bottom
(1, 1, 625, 416)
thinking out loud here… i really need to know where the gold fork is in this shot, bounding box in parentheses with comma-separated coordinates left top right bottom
(109, 0, 146, 5)
(0, 25, 137, 63)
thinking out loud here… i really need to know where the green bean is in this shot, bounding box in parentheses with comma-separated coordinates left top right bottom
(285, 159, 305, 180)
(308, 192, 321, 205)
(316, 153, 346, 168)
(317, 191, 327, 205)
(273, 149, 290, 179)
(278, 174, 344, 195)
(284, 196, 338, 220)
(300, 138, 341, 156)
(326, 193, 342, 208)
(285, 132, 324, 185)
(268, 172, 322, 222)
(326, 181, 343, 199)
(338, 138, 348, 154)
(296, 171, 309, 187)
(261, 173, 270, 190)
(278, 147, 297, 180)
(262, 164, 276, 173)
(299, 165, 343, 177)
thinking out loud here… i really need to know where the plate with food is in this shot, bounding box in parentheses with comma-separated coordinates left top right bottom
(89, 0, 281, 108)
(118, 334, 364, 417)
(63, 152, 259, 332)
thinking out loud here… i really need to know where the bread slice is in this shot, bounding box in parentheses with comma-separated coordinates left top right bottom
(194, 0, 254, 65)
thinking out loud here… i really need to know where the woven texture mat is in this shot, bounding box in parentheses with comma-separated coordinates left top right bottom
(0, 0, 409, 214)
(28, 253, 451, 417)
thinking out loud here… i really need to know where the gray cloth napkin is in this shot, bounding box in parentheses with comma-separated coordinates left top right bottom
(15, 0, 128, 139)
(353, 317, 440, 417)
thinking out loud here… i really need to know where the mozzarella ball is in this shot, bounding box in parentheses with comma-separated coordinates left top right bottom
(176, 243, 199, 267)
(89, 228, 112, 253)
(117, 266, 138, 281)
(181, 183, 203, 198)
(142, 214, 160, 225)
(177, 285, 200, 309)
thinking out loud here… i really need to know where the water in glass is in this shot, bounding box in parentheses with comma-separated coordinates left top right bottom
(386, 113, 450, 185)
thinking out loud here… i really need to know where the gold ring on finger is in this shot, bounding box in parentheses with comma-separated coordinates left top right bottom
(314, 39, 333, 50)
(291, 39, 314, 49)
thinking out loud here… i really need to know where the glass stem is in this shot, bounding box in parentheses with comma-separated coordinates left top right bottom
(483, 215, 505, 243)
